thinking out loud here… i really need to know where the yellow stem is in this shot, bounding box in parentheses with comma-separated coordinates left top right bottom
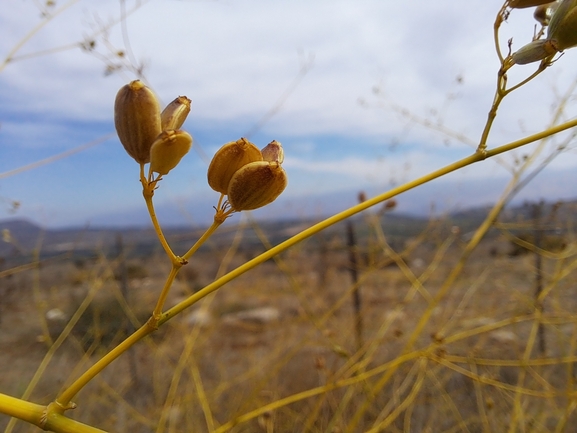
(140, 165, 180, 266)
(479, 3, 508, 152)
(0, 392, 106, 433)
(478, 90, 503, 153)
(504, 62, 548, 95)
(181, 218, 223, 262)
(0, 393, 44, 428)
(151, 265, 181, 322)
(150, 215, 224, 321)
(478, 62, 548, 152)
(493, 4, 507, 63)
(160, 118, 577, 325)
(55, 321, 154, 410)
(479, 7, 550, 153)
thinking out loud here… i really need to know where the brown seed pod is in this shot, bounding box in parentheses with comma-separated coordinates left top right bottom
(227, 161, 288, 211)
(114, 80, 161, 164)
(161, 96, 192, 131)
(207, 138, 262, 194)
(149, 130, 193, 175)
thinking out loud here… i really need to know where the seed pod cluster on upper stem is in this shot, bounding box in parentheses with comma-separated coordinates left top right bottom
(510, 0, 577, 65)
(208, 138, 288, 212)
(114, 80, 193, 176)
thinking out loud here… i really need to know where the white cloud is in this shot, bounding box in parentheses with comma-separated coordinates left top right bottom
(3, 1, 576, 136)
(2, 0, 577, 226)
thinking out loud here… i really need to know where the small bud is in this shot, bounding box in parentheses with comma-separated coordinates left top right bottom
(534, 1, 560, 25)
(114, 80, 161, 164)
(511, 38, 558, 64)
(509, 0, 554, 8)
(548, 0, 577, 50)
(207, 138, 262, 194)
(261, 140, 284, 163)
(161, 96, 192, 131)
(149, 130, 193, 175)
(227, 161, 288, 211)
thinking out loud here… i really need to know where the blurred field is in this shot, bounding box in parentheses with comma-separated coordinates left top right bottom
(1, 202, 577, 432)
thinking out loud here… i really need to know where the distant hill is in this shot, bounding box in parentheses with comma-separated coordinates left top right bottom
(0, 219, 44, 255)
(0, 218, 43, 235)
(0, 218, 157, 259)
(1, 199, 575, 262)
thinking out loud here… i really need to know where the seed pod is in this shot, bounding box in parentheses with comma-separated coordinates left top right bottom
(548, 0, 577, 50)
(534, 1, 560, 25)
(207, 138, 262, 194)
(149, 130, 193, 175)
(227, 161, 288, 211)
(511, 38, 558, 64)
(114, 80, 161, 164)
(261, 140, 284, 164)
(161, 96, 192, 131)
(509, 0, 555, 8)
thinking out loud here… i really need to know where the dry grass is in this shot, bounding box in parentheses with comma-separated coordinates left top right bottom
(1, 210, 576, 433)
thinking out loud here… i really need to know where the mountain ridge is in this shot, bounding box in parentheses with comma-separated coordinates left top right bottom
(1, 198, 574, 260)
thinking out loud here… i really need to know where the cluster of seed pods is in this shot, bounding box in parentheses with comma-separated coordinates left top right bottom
(509, 0, 577, 65)
(114, 81, 287, 213)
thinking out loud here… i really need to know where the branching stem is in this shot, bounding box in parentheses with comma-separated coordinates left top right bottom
(140, 165, 181, 266)
(160, 117, 577, 325)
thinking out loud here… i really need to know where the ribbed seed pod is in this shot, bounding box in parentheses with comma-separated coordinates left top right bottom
(227, 161, 288, 211)
(513, 0, 577, 64)
(261, 140, 284, 163)
(149, 130, 193, 175)
(509, 0, 555, 8)
(207, 138, 262, 194)
(548, 0, 577, 50)
(114, 80, 161, 164)
(161, 96, 192, 131)
(511, 38, 559, 64)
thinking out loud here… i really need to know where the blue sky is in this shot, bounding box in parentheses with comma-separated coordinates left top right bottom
(1, 0, 577, 228)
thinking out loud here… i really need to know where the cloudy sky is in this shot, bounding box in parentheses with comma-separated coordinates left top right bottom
(1, 0, 577, 228)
